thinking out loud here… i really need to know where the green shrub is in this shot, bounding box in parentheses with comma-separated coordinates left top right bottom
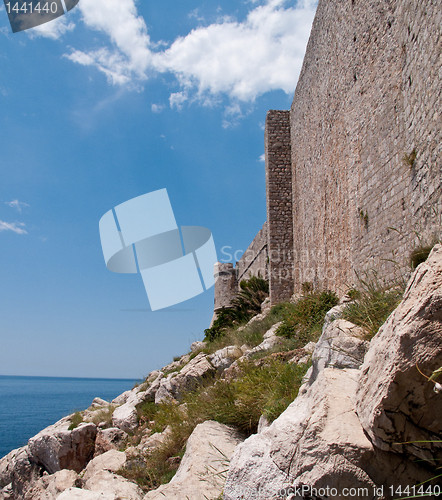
(204, 274, 269, 342)
(68, 411, 83, 430)
(276, 290, 339, 346)
(203, 301, 298, 356)
(91, 405, 115, 427)
(185, 359, 310, 435)
(342, 271, 404, 340)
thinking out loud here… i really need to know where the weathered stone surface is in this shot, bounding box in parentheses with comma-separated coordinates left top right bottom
(143, 372, 164, 402)
(357, 245, 442, 465)
(0, 483, 13, 500)
(84, 470, 143, 500)
(224, 368, 433, 500)
(111, 403, 138, 434)
(155, 353, 215, 402)
(23, 469, 81, 500)
(111, 390, 131, 406)
(144, 421, 244, 500)
(137, 426, 172, 454)
(243, 322, 283, 359)
(308, 319, 369, 383)
(82, 450, 127, 482)
(57, 488, 114, 500)
(93, 428, 128, 457)
(28, 417, 97, 474)
(322, 303, 346, 332)
(154, 373, 177, 403)
(209, 345, 242, 371)
(190, 341, 206, 352)
(90, 398, 109, 409)
(257, 415, 270, 434)
(0, 446, 42, 498)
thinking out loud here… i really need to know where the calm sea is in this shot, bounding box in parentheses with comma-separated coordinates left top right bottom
(0, 375, 138, 460)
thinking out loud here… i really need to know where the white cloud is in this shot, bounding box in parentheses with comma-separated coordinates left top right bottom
(65, 0, 152, 86)
(5, 200, 30, 212)
(154, 0, 316, 102)
(259, 153, 265, 162)
(0, 221, 27, 234)
(169, 92, 188, 110)
(28, 16, 75, 39)
(64, 0, 317, 105)
(151, 103, 165, 113)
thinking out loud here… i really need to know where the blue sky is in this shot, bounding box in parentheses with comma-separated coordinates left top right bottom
(0, 0, 316, 379)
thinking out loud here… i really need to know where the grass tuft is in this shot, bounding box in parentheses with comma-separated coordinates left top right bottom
(342, 271, 404, 340)
(275, 290, 339, 346)
(68, 411, 84, 431)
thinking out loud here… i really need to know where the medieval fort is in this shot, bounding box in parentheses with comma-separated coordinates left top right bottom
(215, 0, 442, 312)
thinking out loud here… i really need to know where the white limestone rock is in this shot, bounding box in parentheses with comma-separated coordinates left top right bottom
(23, 469, 81, 500)
(243, 322, 283, 359)
(111, 390, 131, 406)
(155, 353, 216, 402)
(190, 341, 207, 352)
(93, 428, 128, 457)
(0, 446, 42, 498)
(321, 303, 346, 332)
(154, 373, 178, 403)
(308, 319, 369, 383)
(137, 426, 172, 454)
(111, 404, 138, 434)
(57, 488, 114, 500)
(144, 421, 244, 500)
(89, 398, 109, 409)
(209, 345, 243, 371)
(82, 450, 127, 482)
(28, 418, 97, 474)
(84, 470, 143, 500)
(224, 368, 433, 500)
(357, 244, 442, 465)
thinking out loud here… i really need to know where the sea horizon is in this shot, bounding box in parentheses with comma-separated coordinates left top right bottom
(0, 375, 138, 459)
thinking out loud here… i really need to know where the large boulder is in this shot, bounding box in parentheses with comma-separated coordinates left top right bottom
(82, 450, 127, 482)
(112, 375, 164, 433)
(0, 446, 42, 499)
(224, 368, 434, 500)
(155, 353, 216, 402)
(28, 417, 97, 474)
(93, 428, 128, 457)
(111, 404, 138, 434)
(83, 470, 143, 500)
(209, 345, 243, 371)
(144, 421, 244, 500)
(308, 319, 369, 383)
(23, 469, 81, 500)
(357, 244, 442, 465)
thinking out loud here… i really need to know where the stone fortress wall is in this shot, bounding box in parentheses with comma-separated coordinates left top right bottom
(214, 223, 268, 314)
(214, 0, 442, 309)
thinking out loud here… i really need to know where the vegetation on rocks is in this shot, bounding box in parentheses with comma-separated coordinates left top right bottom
(68, 411, 84, 431)
(342, 271, 404, 340)
(120, 356, 309, 491)
(275, 289, 339, 344)
(204, 275, 269, 341)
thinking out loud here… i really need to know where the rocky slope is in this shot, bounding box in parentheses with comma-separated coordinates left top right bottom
(1, 246, 441, 500)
